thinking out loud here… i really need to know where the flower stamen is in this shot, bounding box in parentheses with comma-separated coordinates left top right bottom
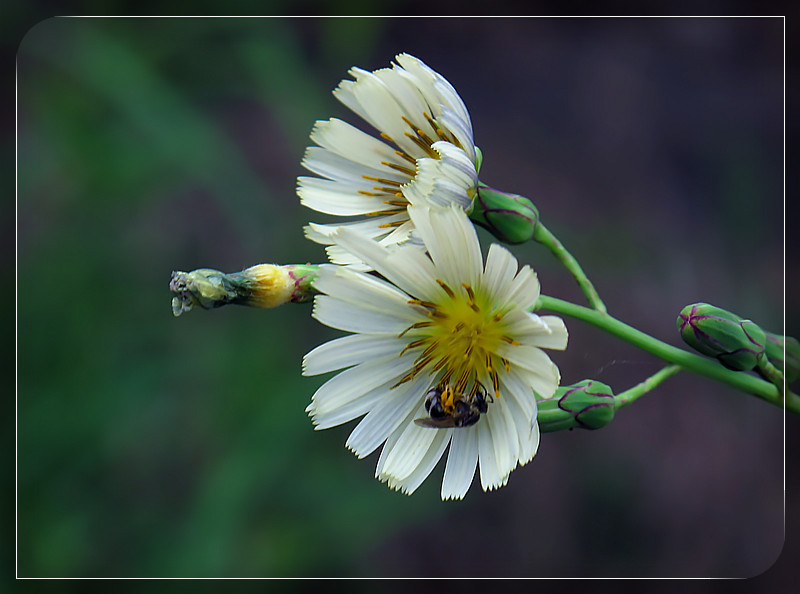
(436, 278, 455, 299)
(404, 133, 438, 157)
(397, 320, 433, 338)
(423, 112, 450, 142)
(399, 337, 430, 357)
(393, 150, 417, 165)
(408, 299, 439, 310)
(364, 208, 406, 217)
(380, 160, 416, 176)
(362, 175, 403, 187)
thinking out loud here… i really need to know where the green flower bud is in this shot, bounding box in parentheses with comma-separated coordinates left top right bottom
(469, 183, 539, 244)
(764, 332, 800, 383)
(677, 303, 766, 371)
(170, 264, 319, 317)
(537, 379, 615, 433)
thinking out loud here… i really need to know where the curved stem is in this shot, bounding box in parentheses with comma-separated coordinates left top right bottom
(615, 365, 681, 409)
(533, 223, 607, 313)
(535, 294, 799, 413)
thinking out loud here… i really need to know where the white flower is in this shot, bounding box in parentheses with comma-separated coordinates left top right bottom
(303, 206, 568, 499)
(298, 53, 480, 265)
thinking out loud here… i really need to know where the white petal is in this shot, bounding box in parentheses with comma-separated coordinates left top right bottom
(345, 374, 431, 459)
(393, 54, 475, 160)
(432, 141, 478, 189)
(346, 74, 425, 158)
(499, 374, 540, 466)
(380, 403, 441, 481)
(331, 226, 445, 302)
(485, 396, 519, 482)
(375, 405, 417, 477)
(537, 315, 569, 350)
(323, 244, 373, 267)
(313, 265, 412, 313)
(407, 205, 481, 289)
(381, 429, 450, 496)
(303, 146, 409, 184)
(477, 420, 506, 491)
(298, 176, 393, 216)
(311, 386, 385, 430)
(497, 344, 562, 399)
(481, 243, 518, 302)
(403, 158, 473, 210)
(441, 425, 479, 500)
(310, 118, 407, 169)
(307, 353, 415, 418)
(313, 295, 416, 335)
(370, 68, 439, 141)
(499, 265, 541, 312)
(303, 334, 406, 376)
(500, 367, 538, 420)
(436, 107, 476, 162)
(305, 214, 408, 245)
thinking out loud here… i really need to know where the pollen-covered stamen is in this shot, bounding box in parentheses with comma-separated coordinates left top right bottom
(362, 175, 403, 187)
(399, 337, 431, 357)
(364, 208, 406, 217)
(405, 133, 438, 158)
(397, 320, 433, 338)
(490, 367, 501, 398)
(423, 112, 450, 142)
(436, 278, 455, 299)
(408, 299, 440, 310)
(381, 160, 416, 176)
(393, 150, 417, 165)
(462, 283, 480, 313)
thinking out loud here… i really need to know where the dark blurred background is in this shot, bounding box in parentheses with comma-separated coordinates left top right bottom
(15, 16, 792, 578)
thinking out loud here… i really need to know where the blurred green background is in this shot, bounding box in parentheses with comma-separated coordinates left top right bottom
(17, 16, 791, 578)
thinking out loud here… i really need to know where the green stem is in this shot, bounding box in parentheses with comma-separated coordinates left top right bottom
(533, 224, 607, 313)
(535, 294, 799, 413)
(615, 365, 681, 409)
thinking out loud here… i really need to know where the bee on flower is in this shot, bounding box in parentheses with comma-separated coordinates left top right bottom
(302, 205, 567, 499)
(298, 53, 482, 265)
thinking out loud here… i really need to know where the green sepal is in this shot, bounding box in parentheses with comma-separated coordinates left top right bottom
(469, 183, 539, 244)
(537, 379, 615, 433)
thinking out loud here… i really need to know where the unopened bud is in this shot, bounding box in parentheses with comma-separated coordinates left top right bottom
(764, 332, 800, 383)
(170, 264, 318, 317)
(677, 303, 766, 371)
(537, 379, 615, 433)
(469, 183, 539, 244)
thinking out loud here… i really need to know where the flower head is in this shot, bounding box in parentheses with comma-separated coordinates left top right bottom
(298, 53, 480, 265)
(303, 206, 568, 499)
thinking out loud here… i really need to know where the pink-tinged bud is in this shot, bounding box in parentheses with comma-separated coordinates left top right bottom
(677, 303, 766, 371)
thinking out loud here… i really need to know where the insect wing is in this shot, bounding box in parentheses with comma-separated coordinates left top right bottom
(414, 416, 456, 428)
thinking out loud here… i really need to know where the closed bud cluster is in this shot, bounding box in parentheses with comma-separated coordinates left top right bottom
(537, 379, 615, 433)
(469, 183, 539, 244)
(170, 264, 318, 317)
(677, 303, 766, 371)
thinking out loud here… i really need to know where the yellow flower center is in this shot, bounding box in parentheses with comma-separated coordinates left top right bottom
(396, 279, 517, 405)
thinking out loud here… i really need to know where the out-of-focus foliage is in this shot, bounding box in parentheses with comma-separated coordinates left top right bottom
(17, 17, 788, 578)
